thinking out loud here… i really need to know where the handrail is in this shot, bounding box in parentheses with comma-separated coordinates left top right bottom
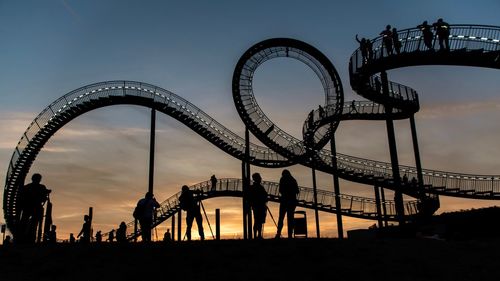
(108, 178, 420, 240)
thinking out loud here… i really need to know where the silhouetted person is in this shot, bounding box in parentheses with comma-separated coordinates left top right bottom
(69, 233, 75, 243)
(116, 221, 127, 243)
(47, 225, 57, 244)
(135, 192, 160, 242)
(402, 174, 409, 186)
(392, 28, 402, 54)
(349, 100, 358, 113)
(355, 34, 368, 63)
(163, 229, 172, 243)
(417, 21, 434, 50)
(179, 185, 205, 241)
(210, 175, 217, 192)
(276, 170, 299, 238)
(307, 110, 314, 129)
(107, 230, 115, 242)
(95, 231, 102, 243)
(19, 173, 51, 243)
(77, 215, 91, 244)
(366, 39, 374, 60)
(380, 25, 393, 56)
(248, 173, 268, 239)
(4, 235, 12, 246)
(433, 18, 450, 51)
(374, 77, 382, 93)
(318, 105, 324, 119)
(411, 177, 418, 188)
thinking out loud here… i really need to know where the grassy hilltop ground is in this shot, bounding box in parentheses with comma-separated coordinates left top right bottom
(1, 207, 500, 281)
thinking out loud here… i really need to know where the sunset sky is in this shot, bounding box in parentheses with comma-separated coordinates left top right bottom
(1, 0, 500, 241)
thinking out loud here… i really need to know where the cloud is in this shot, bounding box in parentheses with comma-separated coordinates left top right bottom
(59, 0, 82, 23)
(418, 99, 500, 119)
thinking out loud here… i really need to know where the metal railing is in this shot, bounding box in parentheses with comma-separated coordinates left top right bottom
(113, 178, 418, 240)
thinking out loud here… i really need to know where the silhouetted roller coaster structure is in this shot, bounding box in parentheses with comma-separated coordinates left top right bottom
(4, 24, 500, 239)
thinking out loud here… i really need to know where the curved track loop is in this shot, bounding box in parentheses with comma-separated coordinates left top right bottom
(112, 178, 419, 241)
(348, 24, 500, 198)
(232, 38, 344, 157)
(4, 27, 500, 234)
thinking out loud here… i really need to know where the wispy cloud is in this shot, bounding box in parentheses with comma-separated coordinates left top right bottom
(418, 99, 500, 119)
(59, 0, 82, 23)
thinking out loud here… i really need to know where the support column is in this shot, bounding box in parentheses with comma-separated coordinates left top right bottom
(171, 215, 175, 242)
(409, 115, 425, 197)
(374, 186, 383, 228)
(243, 127, 252, 239)
(177, 211, 182, 241)
(241, 161, 248, 239)
(215, 208, 221, 240)
(42, 200, 53, 242)
(134, 219, 138, 242)
(380, 187, 389, 227)
(148, 108, 156, 194)
(381, 71, 405, 225)
(330, 133, 344, 239)
(312, 162, 320, 238)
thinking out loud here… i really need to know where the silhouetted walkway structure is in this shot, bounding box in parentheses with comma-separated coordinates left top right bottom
(3, 25, 500, 238)
(102, 178, 421, 241)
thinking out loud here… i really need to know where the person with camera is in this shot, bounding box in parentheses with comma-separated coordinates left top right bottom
(179, 185, 205, 241)
(134, 191, 160, 242)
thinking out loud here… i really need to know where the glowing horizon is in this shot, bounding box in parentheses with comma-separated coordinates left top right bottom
(1, 0, 500, 242)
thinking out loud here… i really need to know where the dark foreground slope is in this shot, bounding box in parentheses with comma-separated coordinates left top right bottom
(1, 238, 499, 281)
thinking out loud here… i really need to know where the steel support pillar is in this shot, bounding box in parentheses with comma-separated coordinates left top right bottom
(381, 71, 405, 225)
(380, 187, 389, 227)
(171, 214, 175, 242)
(330, 133, 344, 239)
(215, 208, 221, 240)
(374, 186, 384, 228)
(311, 163, 320, 238)
(177, 211, 182, 241)
(409, 115, 425, 198)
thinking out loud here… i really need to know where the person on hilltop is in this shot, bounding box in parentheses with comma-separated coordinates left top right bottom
(433, 18, 450, 51)
(47, 225, 57, 244)
(417, 21, 434, 50)
(275, 170, 300, 238)
(77, 215, 91, 244)
(116, 221, 127, 243)
(179, 185, 205, 241)
(19, 173, 51, 243)
(380, 25, 393, 56)
(95, 231, 102, 243)
(134, 192, 160, 242)
(107, 230, 115, 242)
(69, 233, 76, 243)
(248, 173, 268, 239)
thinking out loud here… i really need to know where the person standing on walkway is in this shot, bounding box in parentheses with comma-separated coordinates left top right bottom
(179, 185, 205, 241)
(210, 175, 217, 192)
(380, 25, 393, 56)
(355, 34, 368, 63)
(275, 170, 299, 238)
(392, 27, 402, 54)
(134, 192, 160, 242)
(417, 21, 434, 50)
(433, 18, 450, 51)
(248, 173, 268, 239)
